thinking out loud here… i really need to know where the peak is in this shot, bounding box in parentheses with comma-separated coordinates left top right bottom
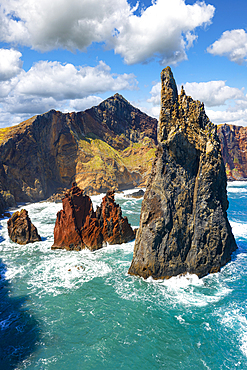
(113, 93, 129, 103)
(160, 66, 178, 104)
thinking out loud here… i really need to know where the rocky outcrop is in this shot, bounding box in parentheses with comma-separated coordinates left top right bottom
(7, 209, 41, 245)
(52, 183, 103, 251)
(217, 124, 247, 180)
(96, 191, 135, 244)
(52, 183, 134, 251)
(124, 189, 145, 198)
(128, 67, 237, 280)
(0, 95, 157, 216)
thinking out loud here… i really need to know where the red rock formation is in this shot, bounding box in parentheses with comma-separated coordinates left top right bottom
(7, 209, 41, 245)
(52, 185, 134, 251)
(96, 190, 135, 244)
(52, 183, 102, 251)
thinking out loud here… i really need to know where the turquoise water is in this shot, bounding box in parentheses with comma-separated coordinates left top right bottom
(0, 184, 247, 370)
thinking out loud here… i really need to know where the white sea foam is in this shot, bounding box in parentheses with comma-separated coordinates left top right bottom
(218, 305, 247, 358)
(230, 221, 247, 239)
(227, 181, 247, 193)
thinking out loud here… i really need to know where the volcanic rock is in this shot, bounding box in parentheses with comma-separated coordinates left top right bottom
(96, 190, 135, 244)
(124, 189, 145, 198)
(217, 124, 247, 180)
(0, 95, 157, 217)
(52, 184, 134, 251)
(7, 209, 41, 245)
(128, 67, 237, 279)
(52, 183, 103, 251)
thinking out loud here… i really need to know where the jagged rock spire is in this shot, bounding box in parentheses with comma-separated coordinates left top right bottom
(128, 67, 237, 280)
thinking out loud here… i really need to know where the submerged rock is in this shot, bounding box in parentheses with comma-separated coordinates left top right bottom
(52, 184, 134, 251)
(7, 209, 41, 245)
(124, 189, 145, 199)
(128, 67, 237, 279)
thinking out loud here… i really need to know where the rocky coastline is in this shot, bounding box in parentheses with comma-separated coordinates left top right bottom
(0, 93, 246, 218)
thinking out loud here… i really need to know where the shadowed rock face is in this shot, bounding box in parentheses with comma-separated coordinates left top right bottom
(52, 184, 134, 251)
(7, 209, 41, 245)
(128, 67, 237, 279)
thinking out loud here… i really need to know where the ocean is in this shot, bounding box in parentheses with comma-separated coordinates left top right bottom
(0, 182, 247, 370)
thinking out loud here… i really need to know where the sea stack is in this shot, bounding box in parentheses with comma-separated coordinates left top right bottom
(128, 67, 237, 279)
(52, 183, 134, 251)
(52, 183, 103, 251)
(7, 209, 41, 245)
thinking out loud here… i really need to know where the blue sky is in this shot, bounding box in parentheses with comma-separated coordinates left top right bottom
(1, 0, 247, 127)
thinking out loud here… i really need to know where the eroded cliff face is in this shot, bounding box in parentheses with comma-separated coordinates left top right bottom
(217, 124, 247, 180)
(0, 95, 157, 211)
(128, 67, 237, 279)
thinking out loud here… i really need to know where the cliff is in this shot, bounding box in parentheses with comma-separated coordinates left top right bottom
(128, 67, 237, 279)
(0, 94, 157, 211)
(217, 124, 247, 180)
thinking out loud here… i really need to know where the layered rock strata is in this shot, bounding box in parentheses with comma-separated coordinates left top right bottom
(217, 124, 247, 180)
(7, 209, 41, 245)
(128, 67, 237, 279)
(52, 183, 134, 251)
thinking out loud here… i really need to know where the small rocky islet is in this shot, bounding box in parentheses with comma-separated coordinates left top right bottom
(52, 182, 135, 251)
(7, 209, 41, 245)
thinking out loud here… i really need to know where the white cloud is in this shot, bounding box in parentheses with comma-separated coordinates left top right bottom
(206, 108, 247, 127)
(146, 80, 247, 126)
(147, 80, 246, 107)
(68, 96, 103, 112)
(0, 49, 23, 81)
(0, 0, 131, 51)
(207, 29, 247, 64)
(112, 0, 215, 65)
(183, 81, 245, 107)
(0, 0, 215, 65)
(148, 82, 161, 106)
(15, 60, 137, 99)
(0, 51, 138, 125)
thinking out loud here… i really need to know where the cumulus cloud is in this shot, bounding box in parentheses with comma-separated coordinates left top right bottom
(183, 81, 245, 107)
(15, 60, 137, 99)
(0, 0, 214, 65)
(68, 96, 103, 112)
(0, 0, 131, 51)
(148, 82, 161, 106)
(146, 80, 247, 125)
(0, 50, 138, 126)
(206, 108, 247, 126)
(113, 0, 215, 65)
(0, 49, 23, 81)
(207, 29, 247, 64)
(147, 80, 246, 108)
